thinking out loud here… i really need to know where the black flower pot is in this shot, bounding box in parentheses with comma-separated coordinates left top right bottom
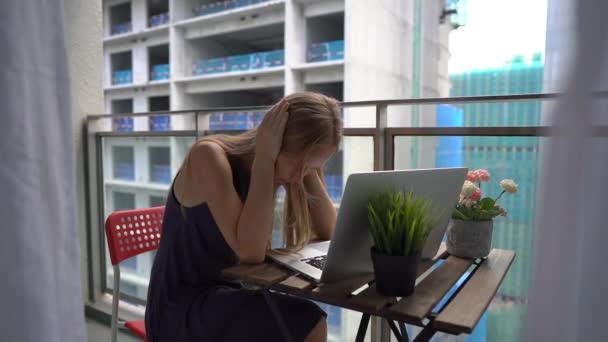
(370, 248, 420, 297)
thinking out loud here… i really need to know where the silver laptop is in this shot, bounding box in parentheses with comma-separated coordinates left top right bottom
(267, 167, 467, 283)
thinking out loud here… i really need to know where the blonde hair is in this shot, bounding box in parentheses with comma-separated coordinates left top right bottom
(200, 92, 342, 250)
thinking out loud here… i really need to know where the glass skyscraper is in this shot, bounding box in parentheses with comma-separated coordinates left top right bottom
(449, 52, 543, 341)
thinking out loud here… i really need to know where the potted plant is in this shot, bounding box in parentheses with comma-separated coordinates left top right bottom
(447, 169, 518, 259)
(367, 190, 441, 297)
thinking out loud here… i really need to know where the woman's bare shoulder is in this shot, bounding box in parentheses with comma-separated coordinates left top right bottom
(173, 141, 232, 208)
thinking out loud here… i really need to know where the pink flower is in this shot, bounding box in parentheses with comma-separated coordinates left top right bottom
(466, 171, 479, 183)
(466, 171, 480, 183)
(495, 204, 508, 217)
(476, 169, 490, 182)
(468, 188, 482, 201)
(466, 169, 490, 183)
(461, 198, 475, 207)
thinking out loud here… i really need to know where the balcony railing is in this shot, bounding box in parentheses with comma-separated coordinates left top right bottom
(85, 93, 607, 341)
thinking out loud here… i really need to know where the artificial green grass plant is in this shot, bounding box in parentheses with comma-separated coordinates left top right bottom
(367, 190, 442, 256)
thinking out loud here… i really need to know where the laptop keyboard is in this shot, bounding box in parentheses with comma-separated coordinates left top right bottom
(302, 255, 326, 270)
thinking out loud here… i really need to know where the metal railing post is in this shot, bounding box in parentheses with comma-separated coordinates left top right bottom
(372, 103, 392, 342)
(374, 103, 388, 171)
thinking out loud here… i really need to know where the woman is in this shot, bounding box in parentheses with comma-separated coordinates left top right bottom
(145, 92, 343, 342)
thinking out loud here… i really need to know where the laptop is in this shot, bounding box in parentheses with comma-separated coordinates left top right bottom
(267, 167, 468, 283)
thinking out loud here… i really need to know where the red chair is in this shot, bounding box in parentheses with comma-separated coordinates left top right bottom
(105, 206, 165, 342)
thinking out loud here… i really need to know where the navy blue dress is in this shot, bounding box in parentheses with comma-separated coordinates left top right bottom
(145, 156, 326, 341)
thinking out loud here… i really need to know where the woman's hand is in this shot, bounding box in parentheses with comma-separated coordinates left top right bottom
(302, 167, 317, 181)
(255, 99, 289, 163)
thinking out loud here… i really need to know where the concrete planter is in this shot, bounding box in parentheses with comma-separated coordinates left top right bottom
(446, 219, 493, 259)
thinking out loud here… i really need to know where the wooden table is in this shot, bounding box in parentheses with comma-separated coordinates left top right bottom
(222, 244, 515, 342)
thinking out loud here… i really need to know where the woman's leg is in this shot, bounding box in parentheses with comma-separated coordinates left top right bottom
(194, 288, 327, 341)
(304, 317, 327, 342)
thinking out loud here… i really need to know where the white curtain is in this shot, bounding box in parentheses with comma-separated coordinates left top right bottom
(0, 1, 85, 341)
(526, 0, 608, 341)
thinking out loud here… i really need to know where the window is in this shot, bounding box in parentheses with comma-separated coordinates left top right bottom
(112, 191, 135, 210)
(150, 195, 166, 207)
(120, 282, 139, 298)
(112, 146, 135, 181)
(111, 99, 134, 132)
(110, 51, 133, 85)
(109, 2, 132, 35)
(149, 96, 171, 131)
(148, 44, 170, 81)
(100, 136, 195, 301)
(149, 147, 171, 184)
(306, 13, 344, 63)
(147, 0, 169, 27)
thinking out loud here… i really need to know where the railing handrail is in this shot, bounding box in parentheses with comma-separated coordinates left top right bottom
(86, 91, 608, 120)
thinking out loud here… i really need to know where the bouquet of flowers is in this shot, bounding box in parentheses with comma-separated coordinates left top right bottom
(452, 169, 518, 221)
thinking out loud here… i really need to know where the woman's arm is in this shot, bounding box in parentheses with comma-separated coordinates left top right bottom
(304, 170, 337, 241)
(175, 143, 276, 264)
(175, 100, 290, 264)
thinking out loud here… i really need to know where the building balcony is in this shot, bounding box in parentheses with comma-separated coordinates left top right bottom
(177, 66, 285, 93)
(82, 93, 579, 342)
(174, 0, 285, 40)
(103, 24, 169, 46)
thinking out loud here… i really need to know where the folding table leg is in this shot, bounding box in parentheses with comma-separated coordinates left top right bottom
(355, 313, 371, 342)
(399, 322, 408, 340)
(386, 319, 410, 342)
(261, 289, 295, 342)
(412, 324, 438, 342)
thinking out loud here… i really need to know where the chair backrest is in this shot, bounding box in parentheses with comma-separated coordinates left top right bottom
(105, 206, 165, 266)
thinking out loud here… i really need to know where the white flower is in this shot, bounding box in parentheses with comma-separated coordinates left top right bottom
(461, 180, 478, 197)
(500, 179, 518, 193)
